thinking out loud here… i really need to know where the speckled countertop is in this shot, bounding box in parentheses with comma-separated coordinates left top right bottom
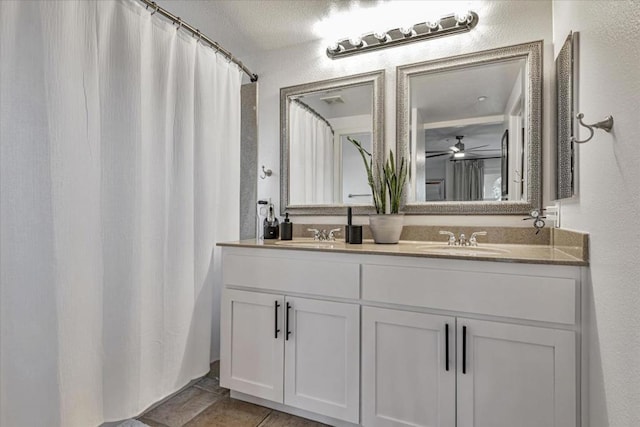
(218, 231, 589, 267)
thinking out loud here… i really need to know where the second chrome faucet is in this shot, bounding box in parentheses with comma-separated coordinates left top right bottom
(439, 230, 487, 246)
(308, 228, 341, 241)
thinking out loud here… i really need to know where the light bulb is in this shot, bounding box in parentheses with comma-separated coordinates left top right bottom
(374, 31, 389, 42)
(399, 25, 414, 37)
(327, 42, 340, 53)
(454, 152, 465, 158)
(349, 36, 363, 47)
(455, 11, 470, 24)
(426, 20, 440, 30)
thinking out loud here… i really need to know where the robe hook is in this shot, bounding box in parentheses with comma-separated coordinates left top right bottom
(572, 112, 614, 144)
(260, 166, 273, 180)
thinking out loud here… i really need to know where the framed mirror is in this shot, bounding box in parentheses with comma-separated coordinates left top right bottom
(280, 70, 384, 215)
(397, 41, 542, 214)
(555, 32, 579, 200)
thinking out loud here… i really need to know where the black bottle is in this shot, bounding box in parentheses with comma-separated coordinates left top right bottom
(263, 205, 280, 239)
(280, 213, 293, 240)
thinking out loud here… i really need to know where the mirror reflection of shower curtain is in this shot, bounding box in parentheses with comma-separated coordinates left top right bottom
(453, 160, 485, 201)
(289, 102, 334, 204)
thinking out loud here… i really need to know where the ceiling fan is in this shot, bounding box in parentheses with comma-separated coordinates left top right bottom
(425, 135, 492, 159)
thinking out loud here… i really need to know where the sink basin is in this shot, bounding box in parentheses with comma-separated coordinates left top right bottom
(274, 240, 344, 249)
(415, 244, 510, 256)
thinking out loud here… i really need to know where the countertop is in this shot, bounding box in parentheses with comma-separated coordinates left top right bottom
(217, 238, 588, 266)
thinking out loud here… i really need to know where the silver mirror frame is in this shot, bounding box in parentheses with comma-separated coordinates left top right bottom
(396, 40, 543, 215)
(555, 32, 579, 200)
(280, 70, 385, 215)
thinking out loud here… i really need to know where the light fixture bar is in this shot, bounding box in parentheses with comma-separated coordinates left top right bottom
(326, 12, 479, 59)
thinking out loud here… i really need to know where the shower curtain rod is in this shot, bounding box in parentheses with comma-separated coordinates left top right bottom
(293, 99, 335, 134)
(137, 0, 258, 82)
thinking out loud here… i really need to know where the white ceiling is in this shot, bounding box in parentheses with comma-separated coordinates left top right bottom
(410, 59, 526, 124)
(157, 0, 375, 58)
(298, 83, 373, 119)
(156, 0, 478, 58)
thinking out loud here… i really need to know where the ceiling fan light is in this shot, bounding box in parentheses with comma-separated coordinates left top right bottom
(454, 152, 465, 158)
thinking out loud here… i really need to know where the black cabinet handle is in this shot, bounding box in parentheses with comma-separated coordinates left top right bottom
(462, 325, 467, 374)
(285, 302, 292, 340)
(445, 323, 450, 371)
(274, 301, 281, 338)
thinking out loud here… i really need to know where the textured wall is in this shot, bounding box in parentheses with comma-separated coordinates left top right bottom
(240, 83, 258, 239)
(250, 1, 554, 226)
(553, 1, 640, 426)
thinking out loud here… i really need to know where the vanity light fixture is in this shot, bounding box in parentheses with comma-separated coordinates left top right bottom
(326, 11, 478, 59)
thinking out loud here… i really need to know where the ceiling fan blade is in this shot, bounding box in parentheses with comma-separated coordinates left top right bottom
(426, 152, 452, 158)
(466, 144, 490, 151)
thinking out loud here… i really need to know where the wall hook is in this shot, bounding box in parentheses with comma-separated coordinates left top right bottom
(572, 112, 614, 144)
(260, 165, 273, 180)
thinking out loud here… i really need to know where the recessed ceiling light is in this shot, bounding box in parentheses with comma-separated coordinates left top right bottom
(477, 96, 488, 102)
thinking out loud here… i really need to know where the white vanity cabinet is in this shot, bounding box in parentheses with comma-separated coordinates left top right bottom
(219, 245, 583, 427)
(361, 262, 579, 427)
(361, 308, 576, 427)
(220, 251, 361, 424)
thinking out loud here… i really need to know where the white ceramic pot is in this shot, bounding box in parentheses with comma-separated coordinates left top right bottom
(369, 214, 404, 244)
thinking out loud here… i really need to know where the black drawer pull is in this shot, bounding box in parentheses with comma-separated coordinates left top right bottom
(274, 301, 281, 338)
(462, 325, 467, 374)
(445, 323, 450, 372)
(286, 302, 292, 340)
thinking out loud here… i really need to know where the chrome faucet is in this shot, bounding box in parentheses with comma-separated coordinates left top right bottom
(439, 231, 457, 246)
(439, 230, 487, 246)
(308, 228, 341, 241)
(468, 231, 487, 246)
(308, 228, 322, 240)
(327, 228, 341, 241)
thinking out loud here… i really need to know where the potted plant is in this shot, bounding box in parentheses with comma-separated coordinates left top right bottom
(348, 137, 408, 244)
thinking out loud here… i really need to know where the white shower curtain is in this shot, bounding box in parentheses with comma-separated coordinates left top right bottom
(0, 1, 241, 426)
(289, 101, 334, 204)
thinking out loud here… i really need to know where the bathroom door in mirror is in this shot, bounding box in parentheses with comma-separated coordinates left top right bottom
(397, 41, 542, 215)
(281, 71, 384, 216)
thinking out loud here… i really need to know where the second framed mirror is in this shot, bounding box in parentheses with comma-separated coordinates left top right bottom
(397, 41, 542, 215)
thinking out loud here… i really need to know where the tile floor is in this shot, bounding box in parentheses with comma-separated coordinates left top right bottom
(137, 362, 329, 427)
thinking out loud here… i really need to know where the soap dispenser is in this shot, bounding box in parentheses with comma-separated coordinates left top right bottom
(280, 213, 293, 240)
(263, 203, 280, 239)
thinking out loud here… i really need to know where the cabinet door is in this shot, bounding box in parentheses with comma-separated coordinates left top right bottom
(283, 297, 360, 423)
(457, 318, 576, 427)
(362, 307, 456, 427)
(220, 289, 284, 403)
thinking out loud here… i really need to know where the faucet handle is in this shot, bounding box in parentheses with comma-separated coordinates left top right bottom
(439, 230, 457, 246)
(307, 228, 320, 240)
(328, 228, 341, 241)
(469, 231, 487, 246)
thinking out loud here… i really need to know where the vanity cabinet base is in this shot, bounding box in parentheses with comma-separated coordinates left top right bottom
(221, 247, 582, 427)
